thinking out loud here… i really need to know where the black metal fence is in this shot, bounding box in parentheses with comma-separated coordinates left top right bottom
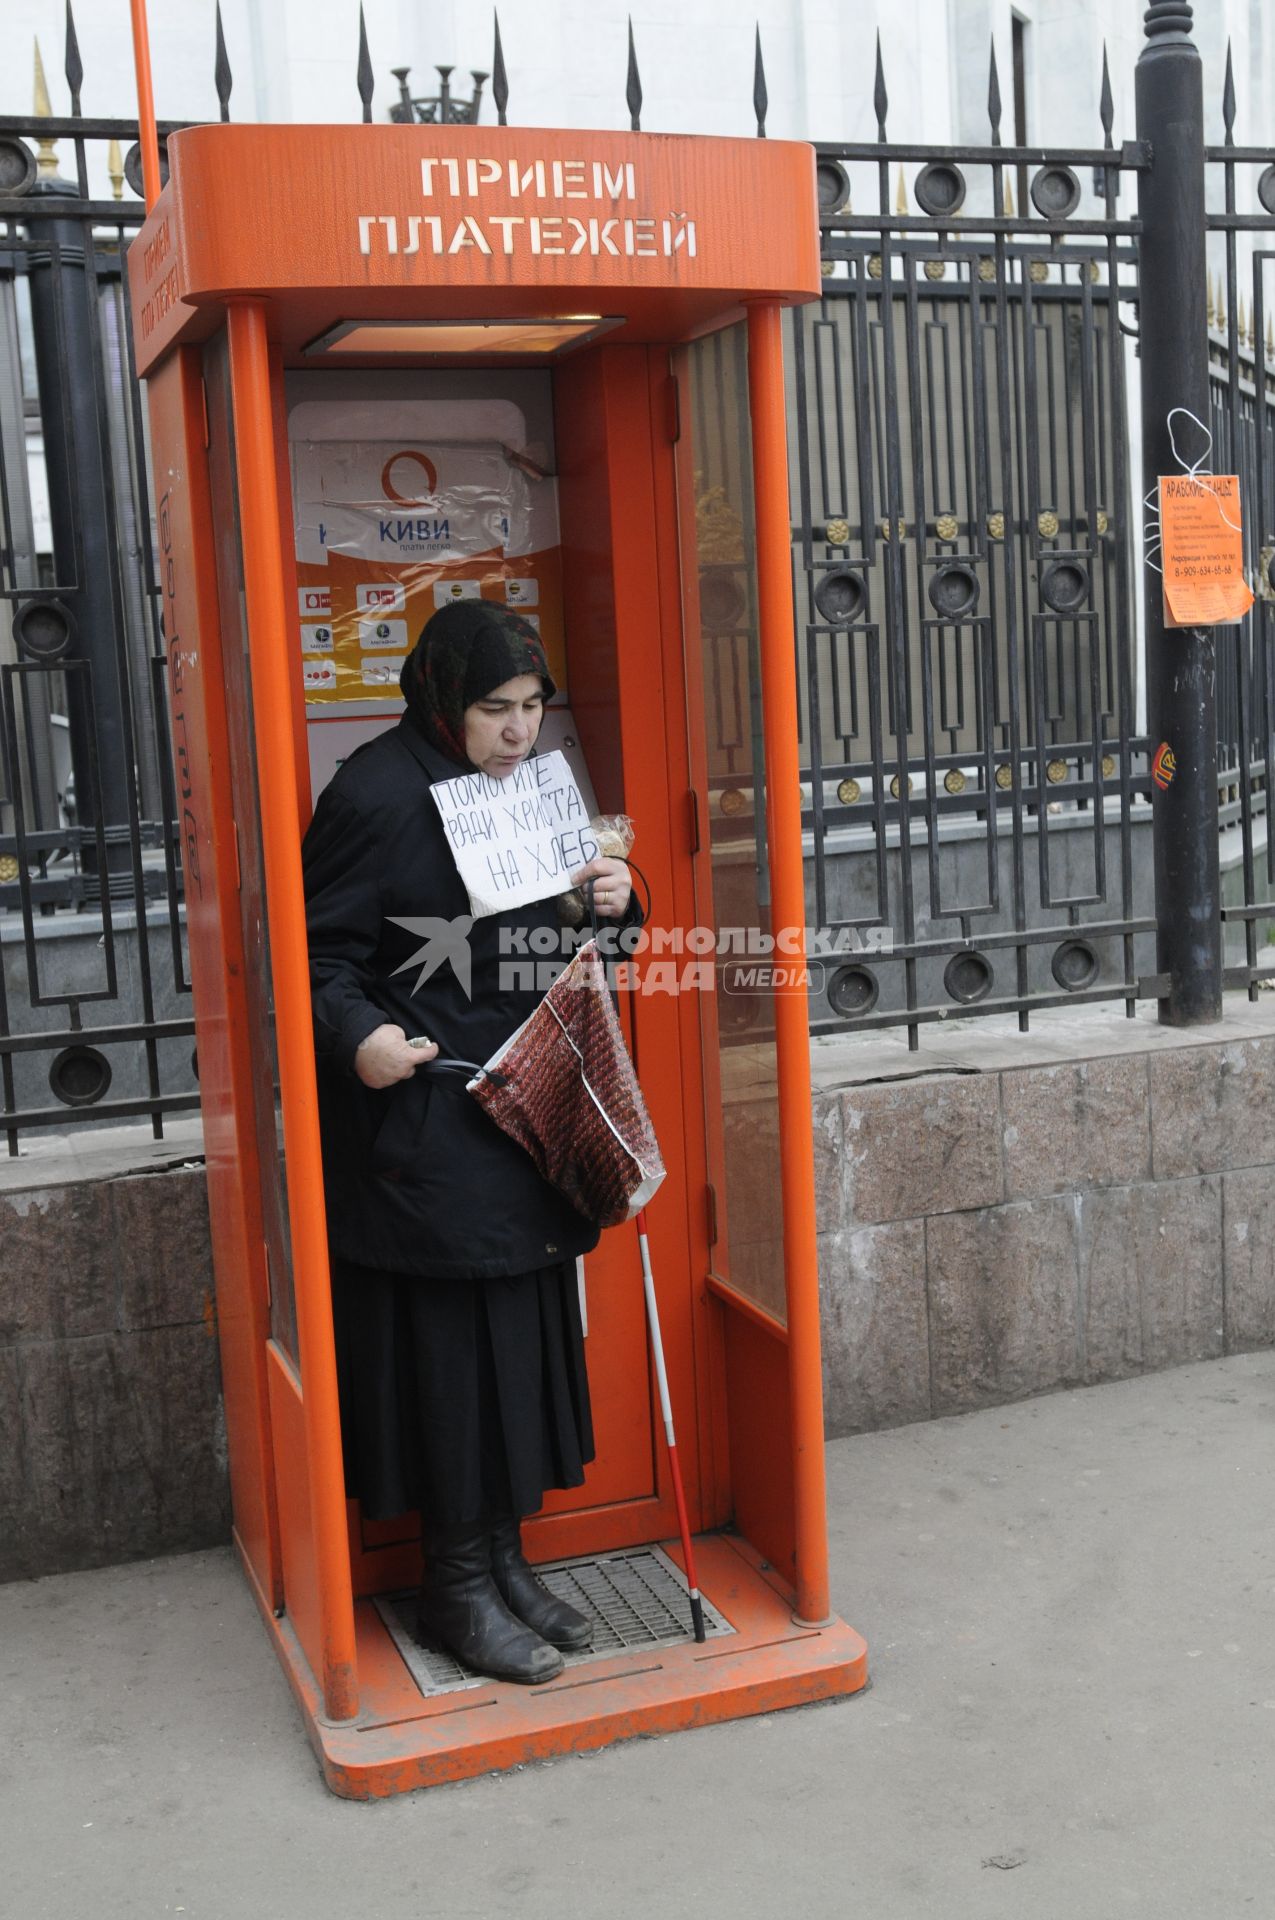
(0, 9, 197, 1153)
(777, 19, 1275, 1046)
(0, 4, 1270, 1141)
(1207, 63, 1275, 988)
(786, 50, 1148, 1042)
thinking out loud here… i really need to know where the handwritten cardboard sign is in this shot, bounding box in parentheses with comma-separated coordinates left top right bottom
(1159, 473, 1255, 628)
(430, 748, 599, 918)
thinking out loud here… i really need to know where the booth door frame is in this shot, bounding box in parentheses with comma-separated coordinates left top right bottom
(259, 340, 737, 1601)
(169, 316, 811, 1712)
(669, 333, 799, 1591)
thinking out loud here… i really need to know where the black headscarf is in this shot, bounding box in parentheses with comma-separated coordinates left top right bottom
(399, 600, 557, 768)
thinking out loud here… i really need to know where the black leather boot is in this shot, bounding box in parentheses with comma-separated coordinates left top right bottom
(490, 1515, 594, 1651)
(415, 1523, 564, 1684)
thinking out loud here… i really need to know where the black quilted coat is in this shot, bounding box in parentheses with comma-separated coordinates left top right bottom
(302, 712, 606, 1279)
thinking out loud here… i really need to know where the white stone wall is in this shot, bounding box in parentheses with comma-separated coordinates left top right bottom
(3, 0, 1270, 734)
(1, 0, 1269, 152)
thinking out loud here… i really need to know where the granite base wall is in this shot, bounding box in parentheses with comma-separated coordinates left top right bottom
(7, 1023, 1275, 1578)
(0, 1165, 229, 1582)
(815, 1031, 1275, 1436)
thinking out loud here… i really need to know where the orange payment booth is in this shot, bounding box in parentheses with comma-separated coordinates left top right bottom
(129, 114, 866, 1795)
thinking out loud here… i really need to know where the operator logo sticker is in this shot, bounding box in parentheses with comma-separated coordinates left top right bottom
(1152, 742, 1177, 791)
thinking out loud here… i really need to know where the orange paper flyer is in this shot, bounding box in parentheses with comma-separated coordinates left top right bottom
(1159, 473, 1254, 627)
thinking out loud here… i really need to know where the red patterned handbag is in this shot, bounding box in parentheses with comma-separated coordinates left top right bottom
(466, 939, 665, 1229)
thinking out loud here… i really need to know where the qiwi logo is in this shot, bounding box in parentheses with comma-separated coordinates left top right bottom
(377, 450, 450, 547)
(380, 450, 438, 503)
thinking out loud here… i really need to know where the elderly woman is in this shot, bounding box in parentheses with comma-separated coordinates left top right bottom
(302, 601, 633, 1685)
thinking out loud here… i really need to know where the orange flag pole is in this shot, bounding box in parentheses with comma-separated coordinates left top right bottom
(128, 0, 163, 210)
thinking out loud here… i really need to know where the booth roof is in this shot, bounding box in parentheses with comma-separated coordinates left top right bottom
(127, 123, 821, 375)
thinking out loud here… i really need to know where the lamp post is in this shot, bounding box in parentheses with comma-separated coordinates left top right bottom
(25, 40, 134, 896)
(1135, 1, 1220, 1024)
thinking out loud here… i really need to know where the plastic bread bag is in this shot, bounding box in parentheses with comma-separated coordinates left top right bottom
(590, 814, 636, 859)
(557, 814, 636, 926)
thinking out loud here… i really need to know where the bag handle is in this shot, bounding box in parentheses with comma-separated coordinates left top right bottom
(418, 1055, 509, 1090)
(583, 865, 651, 938)
(623, 857, 653, 925)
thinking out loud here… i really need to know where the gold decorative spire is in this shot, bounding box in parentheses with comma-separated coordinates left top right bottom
(895, 166, 909, 215)
(1266, 312, 1274, 362)
(107, 138, 124, 201)
(1217, 274, 1227, 331)
(1206, 274, 1216, 330)
(33, 39, 60, 179)
(1003, 175, 1015, 218)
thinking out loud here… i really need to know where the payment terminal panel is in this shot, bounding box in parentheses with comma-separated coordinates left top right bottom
(286, 370, 569, 798)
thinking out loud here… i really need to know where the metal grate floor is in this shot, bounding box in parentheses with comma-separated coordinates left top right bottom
(374, 1544, 735, 1698)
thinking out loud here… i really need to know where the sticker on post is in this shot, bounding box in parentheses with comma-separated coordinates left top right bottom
(1152, 742, 1176, 790)
(430, 748, 601, 919)
(1159, 473, 1255, 628)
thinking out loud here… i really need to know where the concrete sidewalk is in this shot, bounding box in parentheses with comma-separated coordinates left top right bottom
(4, 1352, 1274, 1920)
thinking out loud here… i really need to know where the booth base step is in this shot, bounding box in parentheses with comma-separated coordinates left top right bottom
(374, 1544, 735, 1698)
(249, 1531, 868, 1799)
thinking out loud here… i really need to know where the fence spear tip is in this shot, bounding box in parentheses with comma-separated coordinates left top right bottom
(357, 4, 374, 123)
(753, 23, 768, 139)
(214, 2, 233, 123)
(873, 32, 888, 141)
(626, 16, 643, 133)
(492, 10, 509, 126)
(64, 1, 83, 115)
(1099, 42, 1113, 148)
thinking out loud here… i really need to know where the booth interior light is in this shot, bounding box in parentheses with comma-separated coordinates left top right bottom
(303, 316, 620, 357)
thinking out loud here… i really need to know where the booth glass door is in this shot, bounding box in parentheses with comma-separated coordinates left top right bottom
(203, 333, 300, 1367)
(681, 323, 788, 1327)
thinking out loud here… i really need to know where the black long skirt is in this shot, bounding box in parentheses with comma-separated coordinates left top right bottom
(330, 1258, 594, 1527)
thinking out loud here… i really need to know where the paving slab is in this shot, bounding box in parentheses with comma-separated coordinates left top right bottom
(2, 1352, 1274, 1920)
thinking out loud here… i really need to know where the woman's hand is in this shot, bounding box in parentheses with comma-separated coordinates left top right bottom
(354, 1024, 438, 1089)
(570, 856, 633, 921)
